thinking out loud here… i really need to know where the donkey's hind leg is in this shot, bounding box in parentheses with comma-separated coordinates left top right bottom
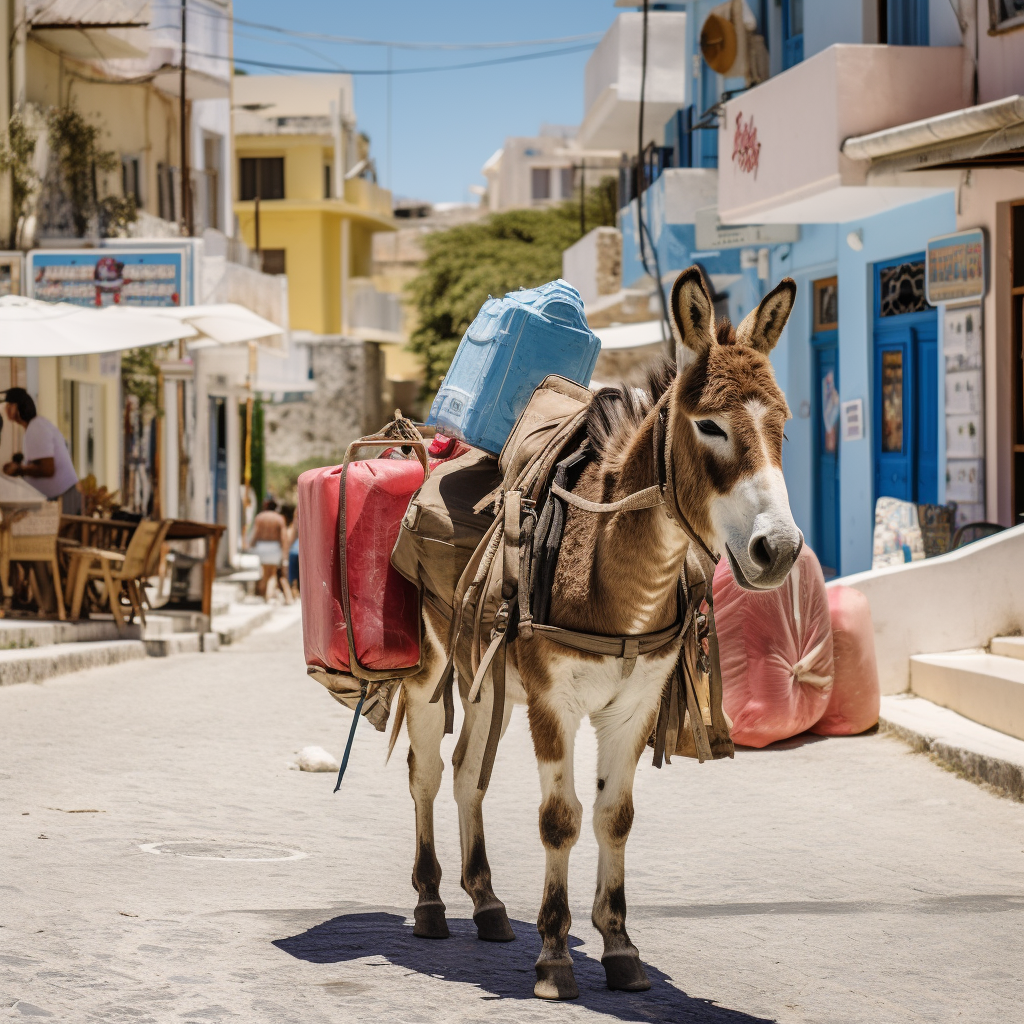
(452, 687, 516, 942)
(588, 682, 664, 992)
(404, 674, 450, 939)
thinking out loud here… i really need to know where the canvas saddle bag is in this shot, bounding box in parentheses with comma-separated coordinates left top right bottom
(394, 375, 733, 791)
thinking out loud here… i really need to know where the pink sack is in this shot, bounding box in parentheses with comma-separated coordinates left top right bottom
(713, 545, 834, 748)
(811, 586, 880, 736)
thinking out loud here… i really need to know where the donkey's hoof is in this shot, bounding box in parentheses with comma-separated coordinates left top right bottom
(474, 903, 516, 942)
(412, 901, 449, 939)
(534, 959, 579, 1000)
(602, 953, 651, 992)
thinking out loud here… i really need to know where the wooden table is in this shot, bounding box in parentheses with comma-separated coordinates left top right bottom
(163, 520, 226, 619)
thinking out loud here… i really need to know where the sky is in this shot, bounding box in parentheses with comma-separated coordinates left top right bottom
(231, 0, 624, 205)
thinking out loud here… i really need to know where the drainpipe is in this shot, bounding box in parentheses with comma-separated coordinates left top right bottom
(958, 0, 978, 108)
(12, 0, 26, 112)
(0, 0, 10, 245)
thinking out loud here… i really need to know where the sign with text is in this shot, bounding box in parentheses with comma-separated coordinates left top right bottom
(28, 250, 184, 307)
(695, 207, 799, 251)
(926, 229, 985, 305)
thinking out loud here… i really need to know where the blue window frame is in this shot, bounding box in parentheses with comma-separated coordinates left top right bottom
(782, 0, 803, 69)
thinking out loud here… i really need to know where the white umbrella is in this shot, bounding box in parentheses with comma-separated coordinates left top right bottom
(153, 304, 286, 348)
(0, 295, 197, 356)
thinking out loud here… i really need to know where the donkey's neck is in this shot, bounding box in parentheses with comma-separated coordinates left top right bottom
(550, 411, 689, 637)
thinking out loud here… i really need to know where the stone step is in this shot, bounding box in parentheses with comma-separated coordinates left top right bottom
(909, 649, 1024, 742)
(990, 636, 1024, 661)
(211, 602, 277, 645)
(0, 639, 147, 687)
(0, 620, 141, 649)
(879, 694, 1024, 802)
(144, 631, 221, 657)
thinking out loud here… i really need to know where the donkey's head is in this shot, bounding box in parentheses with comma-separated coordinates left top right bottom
(667, 266, 802, 590)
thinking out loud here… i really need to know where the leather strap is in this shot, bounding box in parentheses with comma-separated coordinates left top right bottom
(549, 482, 664, 514)
(529, 619, 682, 660)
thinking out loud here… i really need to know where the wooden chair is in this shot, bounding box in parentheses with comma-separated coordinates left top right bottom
(0, 501, 66, 621)
(65, 519, 167, 632)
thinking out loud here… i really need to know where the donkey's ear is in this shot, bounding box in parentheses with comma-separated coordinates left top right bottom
(735, 278, 796, 354)
(669, 266, 716, 369)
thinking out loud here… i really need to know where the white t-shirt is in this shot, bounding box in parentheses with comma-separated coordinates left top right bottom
(22, 415, 79, 499)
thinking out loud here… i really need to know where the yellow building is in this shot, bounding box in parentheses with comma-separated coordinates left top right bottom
(232, 74, 396, 337)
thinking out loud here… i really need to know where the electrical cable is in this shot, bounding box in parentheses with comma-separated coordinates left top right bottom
(157, 5, 603, 51)
(167, 42, 596, 76)
(636, 0, 671, 350)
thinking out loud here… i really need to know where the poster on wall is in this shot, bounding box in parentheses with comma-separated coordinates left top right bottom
(27, 250, 184, 307)
(0, 252, 23, 297)
(926, 229, 985, 305)
(941, 303, 985, 526)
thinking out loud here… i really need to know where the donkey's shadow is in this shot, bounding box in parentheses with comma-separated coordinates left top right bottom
(274, 912, 772, 1023)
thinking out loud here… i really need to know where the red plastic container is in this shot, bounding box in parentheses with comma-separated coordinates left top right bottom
(299, 456, 427, 677)
(298, 437, 467, 679)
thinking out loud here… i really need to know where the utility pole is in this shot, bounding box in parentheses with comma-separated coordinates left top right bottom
(579, 159, 586, 237)
(180, 0, 192, 235)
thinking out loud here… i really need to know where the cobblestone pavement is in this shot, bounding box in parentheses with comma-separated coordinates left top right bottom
(2, 612, 1023, 1023)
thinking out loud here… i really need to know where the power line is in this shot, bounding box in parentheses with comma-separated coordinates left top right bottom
(193, 42, 597, 76)
(169, 5, 603, 50)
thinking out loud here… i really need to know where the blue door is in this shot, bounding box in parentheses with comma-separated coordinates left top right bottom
(813, 331, 840, 576)
(782, 0, 804, 69)
(873, 256, 939, 505)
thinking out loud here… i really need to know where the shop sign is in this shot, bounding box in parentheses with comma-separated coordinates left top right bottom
(695, 206, 799, 250)
(926, 229, 985, 305)
(27, 249, 184, 307)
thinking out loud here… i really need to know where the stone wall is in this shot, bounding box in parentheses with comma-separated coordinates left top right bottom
(263, 339, 383, 465)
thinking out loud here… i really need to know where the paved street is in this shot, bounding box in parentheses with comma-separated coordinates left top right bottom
(2, 611, 1023, 1024)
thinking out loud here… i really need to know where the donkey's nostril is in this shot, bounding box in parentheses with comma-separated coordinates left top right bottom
(750, 535, 774, 570)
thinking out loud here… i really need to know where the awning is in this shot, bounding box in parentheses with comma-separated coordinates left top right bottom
(593, 319, 667, 350)
(154, 304, 286, 349)
(842, 95, 1024, 174)
(0, 295, 196, 356)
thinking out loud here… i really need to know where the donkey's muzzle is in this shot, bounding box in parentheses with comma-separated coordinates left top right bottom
(746, 525, 803, 588)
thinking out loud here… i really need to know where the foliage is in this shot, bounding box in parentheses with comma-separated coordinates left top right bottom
(250, 397, 266, 504)
(46, 106, 137, 238)
(266, 454, 338, 506)
(121, 347, 159, 416)
(0, 113, 37, 243)
(407, 179, 618, 397)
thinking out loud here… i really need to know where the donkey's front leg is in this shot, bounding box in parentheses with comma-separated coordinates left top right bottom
(404, 678, 449, 939)
(452, 689, 516, 942)
(529, 694, 583, 1000)
(589, 688, 663, 992)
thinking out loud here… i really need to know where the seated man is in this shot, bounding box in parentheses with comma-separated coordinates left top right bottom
(1, 387, 80, 514)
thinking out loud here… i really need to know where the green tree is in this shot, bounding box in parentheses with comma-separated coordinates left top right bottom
(408, 179, 618, 398)
(0, 113, 37, 247)
(46, 106, 137, 237)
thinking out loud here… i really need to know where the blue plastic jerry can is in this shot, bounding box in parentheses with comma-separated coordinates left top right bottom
(427, 279, 600, 455)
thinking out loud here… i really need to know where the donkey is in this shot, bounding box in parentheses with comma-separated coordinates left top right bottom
(398, 266, 803, 1000)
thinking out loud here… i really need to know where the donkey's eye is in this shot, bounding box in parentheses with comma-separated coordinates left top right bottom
(695, 419, 727, 439)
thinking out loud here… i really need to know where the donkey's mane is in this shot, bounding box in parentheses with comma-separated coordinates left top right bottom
(585, 357, 676, 460)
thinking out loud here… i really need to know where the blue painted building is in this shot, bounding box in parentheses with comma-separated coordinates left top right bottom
(606, 0, 1024, 576)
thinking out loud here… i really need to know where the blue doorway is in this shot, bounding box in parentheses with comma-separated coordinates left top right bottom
(873, 255, 939, 505)
(812, 276, 840, 577)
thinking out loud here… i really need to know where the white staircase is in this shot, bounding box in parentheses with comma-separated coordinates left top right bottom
(910, 644, 1024, 742)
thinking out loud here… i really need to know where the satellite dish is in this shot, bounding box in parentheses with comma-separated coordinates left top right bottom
(700, 13, 737, 75)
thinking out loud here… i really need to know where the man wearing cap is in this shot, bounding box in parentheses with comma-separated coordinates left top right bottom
(2, 387, 80, 514)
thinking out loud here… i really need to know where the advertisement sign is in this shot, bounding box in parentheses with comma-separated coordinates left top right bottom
(28, 250, 185, 307)
(926, 229, 985, 305)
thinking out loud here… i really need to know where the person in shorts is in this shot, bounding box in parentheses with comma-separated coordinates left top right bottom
(248, 498, 288, 601)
